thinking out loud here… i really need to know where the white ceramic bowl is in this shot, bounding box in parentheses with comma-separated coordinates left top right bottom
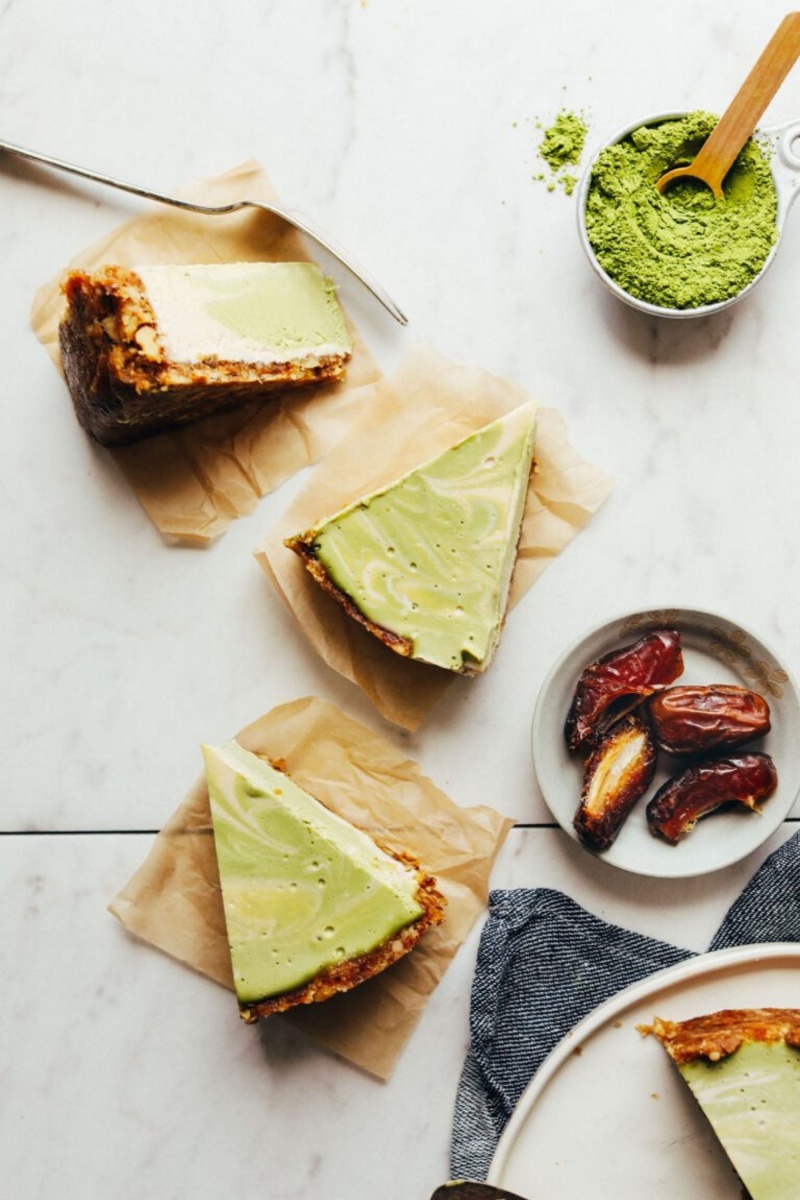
(576, 111, 800, 318)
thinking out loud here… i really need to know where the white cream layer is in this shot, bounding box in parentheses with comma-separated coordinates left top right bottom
(134, 261, 351, 366)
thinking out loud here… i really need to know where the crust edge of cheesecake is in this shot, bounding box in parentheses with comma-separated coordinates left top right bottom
(285, 533, 417, 662)
(640, 1007, 800, 1065)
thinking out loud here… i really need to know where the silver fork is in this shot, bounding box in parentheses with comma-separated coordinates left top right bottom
(0, 137, 408, 326)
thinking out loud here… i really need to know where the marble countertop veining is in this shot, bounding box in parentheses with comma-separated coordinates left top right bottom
(2, 1, 800, 1197)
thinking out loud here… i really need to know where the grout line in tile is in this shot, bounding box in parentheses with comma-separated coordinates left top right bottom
(0, 828, 160, 836)
(0, 817, 796, 837)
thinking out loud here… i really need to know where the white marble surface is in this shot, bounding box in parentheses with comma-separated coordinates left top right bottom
(2, 1, 800, 1197)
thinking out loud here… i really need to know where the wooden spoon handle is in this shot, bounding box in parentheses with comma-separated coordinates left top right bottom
(693, 12, 800, 192)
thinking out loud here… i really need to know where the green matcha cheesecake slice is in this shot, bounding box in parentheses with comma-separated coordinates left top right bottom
(59, 261, 352, 445)
(646, 1009, 800, 1199)
(286, 401, 537, 674)
(203, 739, 446, 1021)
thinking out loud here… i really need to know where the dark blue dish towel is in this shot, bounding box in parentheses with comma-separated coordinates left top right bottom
(451, 831, 800, 1182)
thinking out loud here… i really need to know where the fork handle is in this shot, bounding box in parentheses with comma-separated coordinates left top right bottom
(0, 137, 408, 325)
(0, 137, 185, 207)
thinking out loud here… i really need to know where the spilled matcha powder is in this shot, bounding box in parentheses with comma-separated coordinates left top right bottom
(585, 111, 778, 309)
(535, 109, 588, 195)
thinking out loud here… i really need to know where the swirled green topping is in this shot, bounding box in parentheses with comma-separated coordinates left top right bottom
(680, 1042, 800, 1199)
(585, 111, 777, 309)
(204, 741, 424, 1005)
(306, 402, 537, 672)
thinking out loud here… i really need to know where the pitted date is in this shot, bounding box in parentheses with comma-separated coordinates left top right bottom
(649, 685, 771, 756)
(565, 629, 684, 751)
(646, 752, 778, 845)
(573, 713, 658, 852)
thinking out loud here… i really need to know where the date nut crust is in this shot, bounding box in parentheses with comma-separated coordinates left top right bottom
(285, 534, 416, 660)
(640, 1008, 800, 1064)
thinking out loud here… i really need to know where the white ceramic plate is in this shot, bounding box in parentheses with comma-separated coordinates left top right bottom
(531, 607, 800, 878)
(489, 943, 800, 1198)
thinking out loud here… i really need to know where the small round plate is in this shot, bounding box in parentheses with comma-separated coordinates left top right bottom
(531, 606, 800, 878)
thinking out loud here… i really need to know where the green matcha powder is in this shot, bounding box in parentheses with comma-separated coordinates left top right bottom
(535, 109, 588, 195)
(585, 111, 778, 309)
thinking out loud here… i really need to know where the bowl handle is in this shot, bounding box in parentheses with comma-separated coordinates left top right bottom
(764, 119, 800, 223)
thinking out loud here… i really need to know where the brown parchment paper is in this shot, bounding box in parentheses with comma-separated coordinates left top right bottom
(108, 695, 513, 1079)
(255, 344, 614, 730)
(30, 161, 381, 542)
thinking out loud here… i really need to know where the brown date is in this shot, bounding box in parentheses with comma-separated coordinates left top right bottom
(646, 752, 778, 845)
(573, 712, 658, 852)
(565, 629, 684, 752)
(649, 685, 771, 756)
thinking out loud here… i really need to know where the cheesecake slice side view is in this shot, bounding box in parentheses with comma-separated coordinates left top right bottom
(60, 261, 352, 445)
(285, 401, 538, 675)
(644, 1008, 800, 1200)
(203, 739, 446, 1021)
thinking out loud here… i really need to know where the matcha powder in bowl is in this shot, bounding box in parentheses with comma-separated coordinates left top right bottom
(579, 110, 784, 315)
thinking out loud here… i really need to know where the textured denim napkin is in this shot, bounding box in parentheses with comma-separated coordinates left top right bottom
(451, 831, 800, 1181)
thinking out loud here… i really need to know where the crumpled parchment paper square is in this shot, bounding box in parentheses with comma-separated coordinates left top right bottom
(108, 695, 515, 1078)
(255, 345, 614, 729)
(31, 161, 382, 542)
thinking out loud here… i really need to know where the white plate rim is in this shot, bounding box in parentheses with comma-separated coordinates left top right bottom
(531, 605, 800, 879)
(489, 940, 800, 1188)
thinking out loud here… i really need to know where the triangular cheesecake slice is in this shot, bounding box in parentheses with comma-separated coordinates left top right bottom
(645, 1009, 800, 1199)
(203, 740, 446, 1021)
(60, 262, 352, 445)
(285, 402, 537, 674)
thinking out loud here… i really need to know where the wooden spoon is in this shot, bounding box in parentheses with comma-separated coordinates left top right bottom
(656, 12, 800, 199)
